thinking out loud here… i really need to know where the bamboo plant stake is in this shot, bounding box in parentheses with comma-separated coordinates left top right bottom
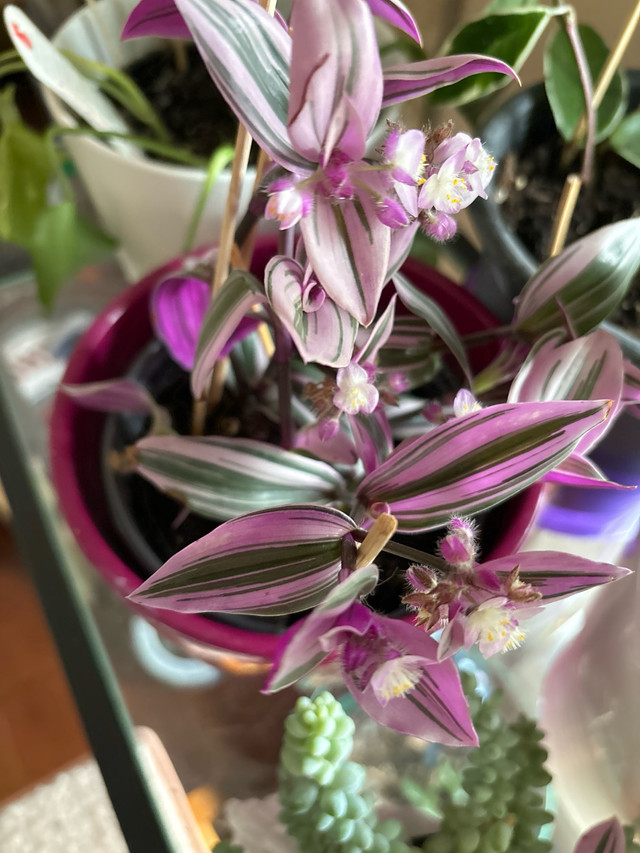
(192, 0, 277, 434)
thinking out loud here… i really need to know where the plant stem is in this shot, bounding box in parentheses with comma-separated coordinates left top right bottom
(380, 540, 449, 572)
(274, 319, 294, 449)
(561, 8, 595, 183)
(182, 144, 235, 253)
(355, 514, 398, 569)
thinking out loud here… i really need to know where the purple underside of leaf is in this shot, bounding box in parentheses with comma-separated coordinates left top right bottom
(365, 0, 421, 43)
(483, 551, 630, 602)
(121, 0, 191, 40)
(381, 54, 518, 106)
(343, 616, 478, 746)
(357, 400, 612, 531)
(301, 192, 390, 327)
(287, 0, 382, 161)
(573, 817, 626, 853)
(129, 505, 357, 616)
(152, 276, 209, 370)
(61, 379, 156, 415)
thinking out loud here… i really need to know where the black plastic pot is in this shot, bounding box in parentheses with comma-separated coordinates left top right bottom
(467, 72, 640, 362)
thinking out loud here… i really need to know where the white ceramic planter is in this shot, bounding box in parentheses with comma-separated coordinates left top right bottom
(42, 0, 255, 280)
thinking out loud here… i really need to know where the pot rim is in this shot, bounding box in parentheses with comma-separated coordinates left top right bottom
(49, 243, 543, 662)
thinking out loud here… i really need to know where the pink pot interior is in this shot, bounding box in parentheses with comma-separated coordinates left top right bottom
(50, 243, 538, 662)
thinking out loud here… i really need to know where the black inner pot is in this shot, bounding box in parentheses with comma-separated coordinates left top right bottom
(101, 342, 523, 634)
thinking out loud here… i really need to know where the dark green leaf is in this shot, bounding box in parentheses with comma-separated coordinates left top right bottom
(30, 202, 116, 310)
(430, 11, 551, 106)
(609, 109, 640, 168)
(544, 24, 628, 143)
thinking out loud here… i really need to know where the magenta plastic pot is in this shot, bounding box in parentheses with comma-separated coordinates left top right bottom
(49, 242, 541, 666)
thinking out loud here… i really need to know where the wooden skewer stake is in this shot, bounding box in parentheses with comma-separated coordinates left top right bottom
(191, 0, 277, 435)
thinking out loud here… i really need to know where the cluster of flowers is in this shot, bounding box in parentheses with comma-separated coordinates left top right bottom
(266, 126, 496, 244)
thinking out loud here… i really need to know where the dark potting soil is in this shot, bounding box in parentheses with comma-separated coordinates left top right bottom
(122, 44, 245, 160)
(496, 137, 640, 333)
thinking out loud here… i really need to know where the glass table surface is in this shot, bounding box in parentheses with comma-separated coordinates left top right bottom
(0, 263, 299, 852)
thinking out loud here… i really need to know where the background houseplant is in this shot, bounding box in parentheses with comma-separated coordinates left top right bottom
(43, 1, 640, 845)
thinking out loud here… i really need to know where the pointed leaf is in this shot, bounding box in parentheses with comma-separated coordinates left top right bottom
(366, 0, 420, 42)
(301, 192, 391, 326)
(573, 818, 625, 853)
(610, 109, 640, 169)
(265, 565, 379, 692)
(430, 11, 551, 106)
(509, 329, 624, 453)
(382, 54, 518, 107)
(545, 25, 627, 144)
(122, 0, 191, 40)
(288, 0, 381, 162)
(514, 219, 640, 337)
(264, 256, 358, 367)
(190, 268, 264, 399)
(394, 271, 471, 386)
(377, 316, 441, 391)
(357, 400, 612, 531)
(129, 505, 356, 615)
(135, 434, 346, 520)
(173, 0, 312, 173)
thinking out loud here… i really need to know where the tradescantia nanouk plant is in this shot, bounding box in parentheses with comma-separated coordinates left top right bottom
(63, 0, 640, 746)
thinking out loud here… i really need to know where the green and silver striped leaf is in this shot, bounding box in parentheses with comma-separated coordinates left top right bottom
(135, 434, 347, 520)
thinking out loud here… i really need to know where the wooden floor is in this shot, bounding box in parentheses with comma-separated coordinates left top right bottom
(0, 522, 88, 803)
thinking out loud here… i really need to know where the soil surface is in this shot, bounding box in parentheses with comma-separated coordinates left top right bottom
(123, 44, 241, 160)
(496, 137, 640, 333)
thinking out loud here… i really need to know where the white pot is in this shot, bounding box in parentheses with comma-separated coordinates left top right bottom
(42, 0, 255, 280)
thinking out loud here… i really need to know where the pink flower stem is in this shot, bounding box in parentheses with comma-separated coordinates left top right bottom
(352, 529, 449, 571)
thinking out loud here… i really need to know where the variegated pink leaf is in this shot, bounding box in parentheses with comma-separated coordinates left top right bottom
(394, 271, 471, 386)
(288, 0, 382, 163)
(388, 221, 420, 280)
(366, 0, 421, 43)
(129, 505, 356, 616)
(357, 400, 612, 531)
(295, 421, 359, 466)
(190, 269, 264, 400)
(173, 0, 313, 173)
(572, 817, 625, 853)
(509, 329, 624, 453)
(483, 551, 629, 603)
(382, 54, 518, 106)
(377, 316, 440, 391)
(134, 434, 346, 520)
(264, 256, 358, 367)
(122, 0, 191, 39)
(301, 192, 391, 326)
(514, 219, 640, 337)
